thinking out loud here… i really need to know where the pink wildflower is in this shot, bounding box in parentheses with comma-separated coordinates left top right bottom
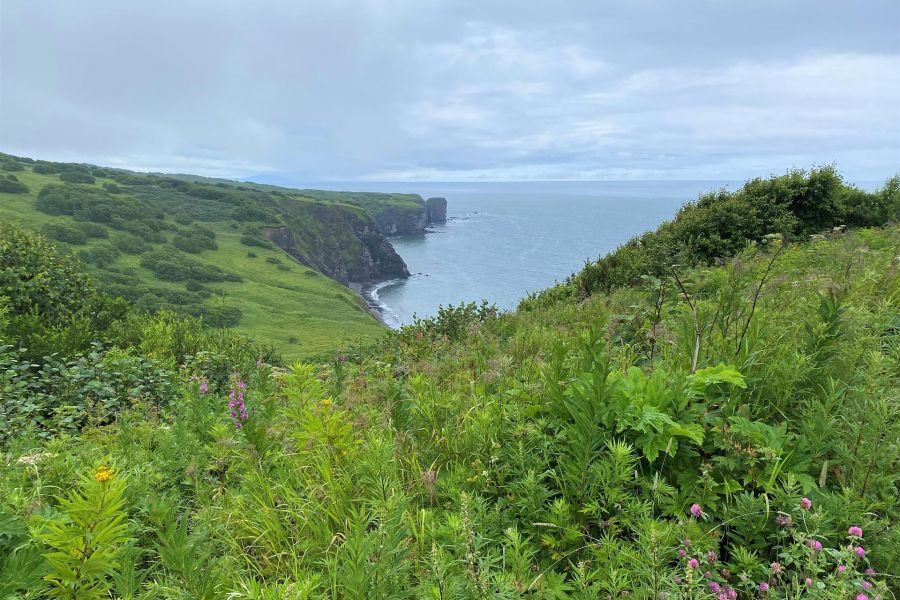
(707, 550, 717, 563)
(758, 582, 769, 592)
(709, 582, 721, 593)
(690, 503, 702, 518)
(838, 564, 847, 574)
(855, 546, 865, 558)
(864, 568, 876, 575)
(687, 558, 699, 570)
(704, 571, 712, 579)
(857, 595, 869, 600)
(775, 514, 792, 527)
(199, 379, 208, 394)
(807, 539, 823, 551)
(848, 526, 863, 538)
(805, 578, 813, 587)
(800, 497, 812, 510)
(770, 562, 782, 575)
(678, 549, 687, 557)
(726, 588, 737, 599)
(863, 581, 873, 590)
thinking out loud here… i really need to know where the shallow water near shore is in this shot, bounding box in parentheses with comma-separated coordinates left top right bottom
(345, 180, 742, 328)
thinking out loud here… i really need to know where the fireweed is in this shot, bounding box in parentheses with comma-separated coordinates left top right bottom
(228, 377, 248, 428)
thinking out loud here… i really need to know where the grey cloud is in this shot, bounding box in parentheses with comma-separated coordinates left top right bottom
(1, 0, 897, 181)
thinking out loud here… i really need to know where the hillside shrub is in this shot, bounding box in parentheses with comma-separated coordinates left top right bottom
(0, 179, 29, 193)
(140, 249, 241, 283)
(42, 222, 88, 245)
(111, 232, 150, 255)
(0, 160, 24, 172)
(103, 182, 122, 194)
(240, 234, 273, 248)
(173, 226, 217, 254)
(59, 171, 96, 184)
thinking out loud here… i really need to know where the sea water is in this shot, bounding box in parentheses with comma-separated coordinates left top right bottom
(344, 180, 739, 327)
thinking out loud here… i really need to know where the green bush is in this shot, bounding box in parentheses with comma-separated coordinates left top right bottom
(173, 227, 218, 254)
(240, 234, 274, 249)
(42, 222, 88, 245)
(111, 232, 150, 255)
(59, 171, 96, 184)
(0, 179, 29, 193)
(0, 160, 24, 172)
(103, 182, 122, 194)
(140, 249, 241, 283)
(77, 243, 121, 267)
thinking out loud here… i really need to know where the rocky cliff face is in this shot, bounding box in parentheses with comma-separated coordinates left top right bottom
(425, 197, 447, 223)
(262, 204, 409, 285)
(371, 207, 426, 236)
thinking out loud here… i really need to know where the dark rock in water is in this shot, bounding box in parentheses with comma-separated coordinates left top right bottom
(425, 197, 447, 223)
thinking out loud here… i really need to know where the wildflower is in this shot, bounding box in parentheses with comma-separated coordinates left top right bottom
(758, 582, 769, 592)
(687, 558, 699, 570)
(678, 549, 687, 557)
(709, 582, 721, 593)
(94, 465, 113, 482)
(707, 550, 717, 563)
(805, 578, 813, 587)
(856, 546, 865, 558)
(857, 595, 869, 600)
(228, 384, 248, 429)
(775, 514, 792, 527)
(801, 497, 812, 510)
(848, 526, 863, 538)
(864, 568, 876, 575)
(704, 571, 712, 579)
(863, 581, 873, 590)
(770, 562, 782, 575)
(320, 398, 333, 407)
(807, 539, 823, 551)
(336, 353, 347, 364)
(683, 538, 691, 546)
(690, 503, 702, 517)
(726, 587, 737, 599)
(717, 594, 726, 600)
(199, 379, 208, 394)
(838, 564, 847, 574)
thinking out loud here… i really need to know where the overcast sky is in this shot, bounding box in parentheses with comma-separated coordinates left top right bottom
(1, 1, 898, 182)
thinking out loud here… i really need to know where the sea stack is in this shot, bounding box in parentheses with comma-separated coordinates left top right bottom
(425, 197, 447, 223)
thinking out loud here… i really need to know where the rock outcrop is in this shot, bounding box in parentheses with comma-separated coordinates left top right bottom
(262, 204, 409, 285)
(425, 197, 447, 223)
(371, 207, 426, 236)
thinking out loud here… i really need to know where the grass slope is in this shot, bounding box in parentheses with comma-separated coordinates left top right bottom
(0, 157, 394, 360)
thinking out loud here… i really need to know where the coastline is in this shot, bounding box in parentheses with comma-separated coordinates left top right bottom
(350, 279, 405, 330)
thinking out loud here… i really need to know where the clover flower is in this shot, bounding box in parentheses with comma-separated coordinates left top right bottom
(687, 558, 699, 570)
(856, 546, 865, 558)
(805, 578, 813, 587)
(709, 582, 721, 593)
(770, 562, 782, 575)
(678, 549, 687, 557)
(800, 497, 812, 510)
(838, 564, 847, 574)
(775, 514, 792, 527)
(864, 568, 876, 575)
(863, 581, 873, 590)
(807, 539, 823, 551)
(726, 587, 737, 599)
(690, 503, 702, 517)
(856, 595, 869, 600)
(199, 379, 208, 394)
(848, 526, 863, 538)
(758, 582, 769, 592)
(707, 550, 717, 563)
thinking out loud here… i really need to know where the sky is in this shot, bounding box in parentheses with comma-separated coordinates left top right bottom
(1, 0, 898, 183)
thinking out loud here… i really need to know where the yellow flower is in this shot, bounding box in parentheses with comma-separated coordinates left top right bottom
(319, 398, 333, 407)
(94, 466, 114, 483)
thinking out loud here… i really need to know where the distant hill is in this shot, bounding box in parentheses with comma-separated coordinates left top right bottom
(0, 153, 440, 359)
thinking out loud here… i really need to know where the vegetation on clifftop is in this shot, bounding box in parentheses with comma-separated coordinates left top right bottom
(1, 168, 898, 598)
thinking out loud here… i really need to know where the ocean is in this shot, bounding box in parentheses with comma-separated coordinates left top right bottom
(336, 180, 742, 328)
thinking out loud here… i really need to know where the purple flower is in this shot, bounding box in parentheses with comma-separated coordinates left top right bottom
(758, 582, 769, 592)
(683, 537, 691, 547)
(687, 558, 699, 570)
(775, 514, 792, 527)
(690, 503, 702, 517)
(726, 588, 737, 599)
(848, 526, 863, 538)
(709, 582, 721, 593)
(800, 497, 812, 510)
(199, 379, 208, 394)
(807, 539, 823, 551)
(863, 581, 873, 590)
(678, 549, 687, 557)
(770, 562, 782, 575)
(707, 550, 717, 563)
(856, 546, 865, 558)
(838, 564, 847, 574)
(704, 571, 712, 579)
(805, 577, 813, 587)
(857, 595, 869, 600)
(864, 568, 876, 575)
(228, 384, 249, 428)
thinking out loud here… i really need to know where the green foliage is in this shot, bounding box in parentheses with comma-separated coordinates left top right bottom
(59, 171, 96, 184)
(140, 248, 241, 282)
(173, 226, 218, 254)
(0, 178, 29, 193)
(536, 169, 899, 301)
(29, 468, 131, 599)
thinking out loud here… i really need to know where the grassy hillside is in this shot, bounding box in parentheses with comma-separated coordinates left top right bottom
(1, 168, 898, 597)
(0, 154, 414, 359)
